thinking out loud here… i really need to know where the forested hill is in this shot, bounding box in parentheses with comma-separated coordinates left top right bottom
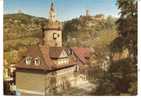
(4, 13, 47, 40)
(63, 15, 118, 48)
(4, 13, 118, 64)
(4, 13, 117, 50)
(4, 13, 47, 51)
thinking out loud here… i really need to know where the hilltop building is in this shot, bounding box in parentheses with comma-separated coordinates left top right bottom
(86, 9, 90, 16)
(17, 9, 23, 14)
(80, 9, 105, 21)
(94, 14, 105, 21)
(15, 2, 91, 95)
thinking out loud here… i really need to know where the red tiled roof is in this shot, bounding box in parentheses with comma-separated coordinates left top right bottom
(71, 47, 91, 64)
(40, 46, 56, 70)
(16, 45, 76, 71)
(16, 46, 47, 70)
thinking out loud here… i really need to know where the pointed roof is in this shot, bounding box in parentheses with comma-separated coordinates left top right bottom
(44, 1, 62, 30)
(50, 2, 55, 12)
(49, 1, 56, 18)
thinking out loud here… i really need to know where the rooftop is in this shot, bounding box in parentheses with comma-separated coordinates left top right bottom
(16, 46, 76, 71)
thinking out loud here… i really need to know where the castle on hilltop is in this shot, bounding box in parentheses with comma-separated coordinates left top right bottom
(80, 9, 105, 21)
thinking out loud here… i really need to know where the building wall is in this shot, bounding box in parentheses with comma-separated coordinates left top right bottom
(16, 71, 46, 96)
(16, 65, 80, 95)
(44, 30, 62, 47)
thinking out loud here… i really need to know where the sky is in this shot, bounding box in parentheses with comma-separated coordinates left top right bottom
(4, 0, 119, 21)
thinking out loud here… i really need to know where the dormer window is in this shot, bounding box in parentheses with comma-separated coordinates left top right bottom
(25, 56, 32, 65)
(34, 57, 41, 66)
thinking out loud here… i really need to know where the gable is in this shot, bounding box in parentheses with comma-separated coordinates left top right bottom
(59, 50, 68, 58)
(49, 47, 69, 58)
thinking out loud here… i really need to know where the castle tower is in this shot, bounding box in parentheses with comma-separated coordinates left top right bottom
(43, 1, 62, 47)
(86, 9, 90, 16)
(17, 9, 23, 14)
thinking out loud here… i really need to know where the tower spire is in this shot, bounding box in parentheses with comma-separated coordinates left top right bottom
(43, 0, 62, 47)
(86, 9, 90, 16)
(50, 0, 55, 12)
(49, 0, 56, 21)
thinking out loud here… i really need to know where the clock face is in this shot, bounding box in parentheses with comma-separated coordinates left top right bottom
(53, 32, 60, 40)
(53, 33, 58, 39)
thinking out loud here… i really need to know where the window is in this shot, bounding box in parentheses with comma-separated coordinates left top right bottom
(64, 59, 69, 64)
(64, 60, 66, 64)
(58, 61, 61, 65)
(34, 57, 41, 66)
(25, 56, 32, 65)
(57, 59, 69, 65)
(58, 59, 63, 65)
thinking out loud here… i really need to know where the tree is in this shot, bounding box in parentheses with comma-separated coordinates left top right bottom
(94, 0, 137, 95)
(115, 0, 137, 95)
(111, 0, 137, 95)
(116, 0, 137, 61)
